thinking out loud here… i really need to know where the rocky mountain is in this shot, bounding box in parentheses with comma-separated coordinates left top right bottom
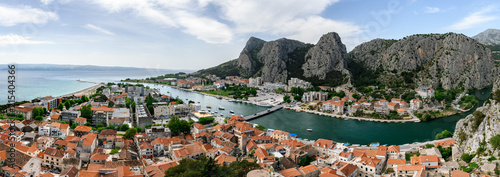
(348, 33, 497, 90)
(472, 29, 500, 45)
(232, 32, 349, 85)
(199, 32, 497, 89)
(453, 76, 500, 162)
(302, 32, 350, 79)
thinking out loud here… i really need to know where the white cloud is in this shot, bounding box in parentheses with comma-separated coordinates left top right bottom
(40, 0, 54, 5)
(0, 35, 54, 46)
(84, 24, 115, 35)
(424, 7, 440, 13)
(447, 6, 497, 30)
(0, 5, 58, 26)
(88, 0, 362, 45)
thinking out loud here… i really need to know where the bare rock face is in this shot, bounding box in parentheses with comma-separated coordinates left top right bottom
(256, 38, 306, 83)
(236, 37, 266, 77)
(453, 78, 500, 162)
(302, 32, 349, 79)
(349, 33, 497, 89)
(472, 28, 500, 45)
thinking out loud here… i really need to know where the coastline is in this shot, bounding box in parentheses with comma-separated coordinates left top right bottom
(286, 107, 422, 123)
(60, 82, 105, 97)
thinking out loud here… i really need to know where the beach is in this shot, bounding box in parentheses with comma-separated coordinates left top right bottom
(60, 82, 105, 97)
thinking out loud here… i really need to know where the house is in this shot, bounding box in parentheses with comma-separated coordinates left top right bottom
(74, 125, 92, 137)
(338, 152, 352, 162)
(272, 130, 291, 141)
(387, 145, 404, 159)
(89, 152, 107, 164)
(38, 122, 69, 139)
(215, 153, 237, 166)
(397, 108, 407, 115)
(416, 87, 435, 98)
(299, 164, 320, 177)
(139, 142, 154, 159)
(108, 118, 125, 127)
(61, 111, 80, 122)
(8, 106, 33, 120)
(387, 159, 406, 169)
(145, 161, 178, 177)
(451, 170, 470, 177)
(280, 168, 302, 177)
(193, 123, 207, 134)
(387, 102, 400, 111)
(322, 100, 345, 114)
(254, 147, 275, 163)
(74, 117, 87, 126)
(43, 147, 68, 171)
(329, 162, 358, 177)
(410, 99, 422, 110)
(89, 106, 114, 125)
(434, 139, 455, 148)
(60, 166, 79, 177)
(353, 155, 384, 176)
(78, 133, 98, 162)
(395, 165, 425, 176)
(313, 139, 335, 157)
(411, 155, 440, 168)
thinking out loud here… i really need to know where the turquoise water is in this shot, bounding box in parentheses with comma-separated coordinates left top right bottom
(146, 84, 491, 145)
(2, 68, 489, 145)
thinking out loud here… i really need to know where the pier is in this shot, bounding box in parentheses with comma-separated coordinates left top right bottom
(244, 106, 283, 121)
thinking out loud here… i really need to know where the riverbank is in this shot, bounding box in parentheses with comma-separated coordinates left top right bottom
(287, 106, 421, 123)
(122, 81, 283, 108)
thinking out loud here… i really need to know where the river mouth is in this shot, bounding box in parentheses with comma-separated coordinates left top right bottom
(139, 83, 491, 145)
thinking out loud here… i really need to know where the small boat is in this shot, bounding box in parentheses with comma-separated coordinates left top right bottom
(214, 111, 218, 113)
(229, 110, 234, 113)
(206, 106, 212, 108)
(218, 106, 225, 110)
(307, 129, 313, 132)
(220, 113, 224, 116)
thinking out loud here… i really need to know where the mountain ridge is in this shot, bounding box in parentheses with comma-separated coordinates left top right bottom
(197, 31, 498, 89)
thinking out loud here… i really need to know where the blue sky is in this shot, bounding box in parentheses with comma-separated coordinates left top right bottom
(0, 0, 498, 70)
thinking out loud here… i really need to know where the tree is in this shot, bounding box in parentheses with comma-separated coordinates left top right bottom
(119, 124, 130, 131)
(249, 88, 257, 96)
(108, 101, 115, 107)
(298, 156, 315, 166)
(293, 95, 301, 102)
(255, 125, 266, 131)
(80, 105, 92, 119)
(164, 157, 259, 177)
(490, 134, 500, 149)
(34, 116, 43, 122)
(71, 123, 78, 129)
(494, 90, 500, 102)
(123, 128, 137, 139)
(64, 100, 71, 110)
(135, 126, 142, 133)
(81, 95, 89, 102)
(58, 103, 64, 110)
(148, 105, 154, 116)
(283, 95, 291, 103)
(167, 116, 191, 136)
(461, 153, 474, 163)
(435, 130, 453, 140)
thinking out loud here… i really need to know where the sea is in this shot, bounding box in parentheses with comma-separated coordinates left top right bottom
(0, 68, 169, 104)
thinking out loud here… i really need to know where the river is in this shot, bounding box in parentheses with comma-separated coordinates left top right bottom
(144, 83, 491, 145)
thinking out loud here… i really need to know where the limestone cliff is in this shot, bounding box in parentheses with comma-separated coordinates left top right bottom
(302, 32, 349, 79)
(453, 76, 500, 162)
(349, 33, 497, 89)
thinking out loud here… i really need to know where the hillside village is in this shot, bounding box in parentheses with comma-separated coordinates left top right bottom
(0, 82, 493, 177)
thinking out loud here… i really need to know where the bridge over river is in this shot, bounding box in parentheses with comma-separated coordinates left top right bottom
(244, 106, 283, 120)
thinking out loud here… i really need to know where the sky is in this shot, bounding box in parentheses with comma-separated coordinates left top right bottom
(0, 0, 499, 70)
